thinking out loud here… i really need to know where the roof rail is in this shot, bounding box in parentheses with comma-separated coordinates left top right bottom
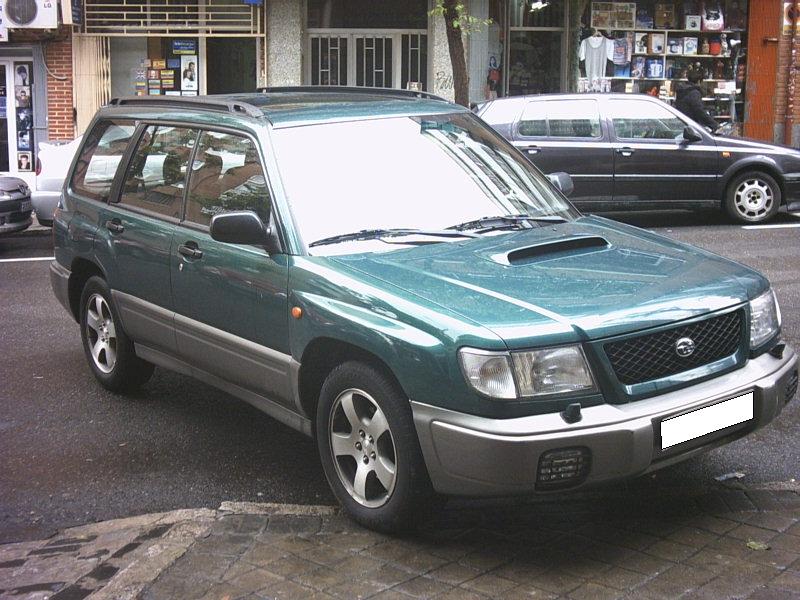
(107, 96, 264, 118)
(258, 86, 449, 103)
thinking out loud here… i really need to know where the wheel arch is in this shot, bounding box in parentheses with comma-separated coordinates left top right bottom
(68, 258, 106, 322)
(720, 160, 786, 207)
(297, 337, 409, 426)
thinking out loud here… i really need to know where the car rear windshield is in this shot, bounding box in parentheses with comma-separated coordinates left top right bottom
(271, 112, 579, 255)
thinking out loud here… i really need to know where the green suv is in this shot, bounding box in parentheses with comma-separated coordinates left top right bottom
(51, 89, 798, 531)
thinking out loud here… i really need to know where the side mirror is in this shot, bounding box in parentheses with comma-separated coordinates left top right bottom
(682, 126, 702, 143)
(210, 210, 280, 253)
(548, 171, 574, 197)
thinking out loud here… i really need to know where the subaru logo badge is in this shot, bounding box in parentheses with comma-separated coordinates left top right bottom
(675, 337, 696, 358)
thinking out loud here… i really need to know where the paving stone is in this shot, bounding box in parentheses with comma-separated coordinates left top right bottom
(763, 532, 800, 553)
(746, 585, 800, 600)
(568, 581, 623, 600)
(369, 591, 416, 600)
(364, 541, 412, 562)
(391, 575, 452, 598)
(592, 566, 651, 590)
(727, 524, 780, 544)
(683, 515, 740, 536)
(501, 584, 559, 599)
(436, 587, 488, 600)
(390, 550, 449, 574)
(763, 570, 800, 594)
(195, 580, 248, 600)
(690, 570, 770, 599)
(291, 565, 349, 591)
(611, 551, 674, 576)
(239, 543, 290, 568)
(461, 572, 518, 596)
(226, 567, 282, 594)
(743, 512, 799, 533)
(266, 515, 322, 535)
(323, 555, 386, 579)
(719, 491, 758, 513)
(298, 545, 351, 568)
(665, 526, 719, 549)
(325, 577, 389, 599)
(456, 550, 513, 572)
(215, 515, 267, 536)
(634, 564, 716, 599)
(260, 578, 320, 600)
(165, 549, 236, 581)
(316, 532, 384, 554)
(427, 562, 482, 585)
(524, 569, 585, 595)
(362, 564, 416, 588)
(261, 554, 319, 578)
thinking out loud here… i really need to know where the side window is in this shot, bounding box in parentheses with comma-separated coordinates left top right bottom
(609, 100, 685, 140)
(547, 99, 601, 138)
(518, 102, 546, 137)
(70, 120, 136, 201)
(118, 126, 198, 219)
(184, 131, 270, 227)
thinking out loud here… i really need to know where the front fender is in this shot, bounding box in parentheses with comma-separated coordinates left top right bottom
(719, 155, 785, 195)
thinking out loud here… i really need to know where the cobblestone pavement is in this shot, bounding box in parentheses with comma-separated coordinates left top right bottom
(3, 486, 800, 600)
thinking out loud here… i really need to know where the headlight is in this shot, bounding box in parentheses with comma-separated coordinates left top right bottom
(459, 345, 596, 400)
(750, 289, 781, 349)
(512, 345, 596, 397)
(458, 349, 516, 399)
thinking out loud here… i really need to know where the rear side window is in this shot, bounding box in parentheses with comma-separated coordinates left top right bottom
(118, 125, 198, 219)
(70, 120, 136, 201)
(609, 99, 685, 140)
(184, 131, 270, 227)
(518, 99, 601, 139)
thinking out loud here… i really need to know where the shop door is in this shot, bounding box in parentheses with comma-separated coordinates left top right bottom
(206, 38, 257, 94)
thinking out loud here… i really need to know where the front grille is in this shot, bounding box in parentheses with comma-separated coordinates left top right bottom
(604, 310, 743, 386)
(787, 370, 799, 404)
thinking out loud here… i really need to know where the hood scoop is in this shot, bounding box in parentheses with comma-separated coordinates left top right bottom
(495, 236, 610, 266)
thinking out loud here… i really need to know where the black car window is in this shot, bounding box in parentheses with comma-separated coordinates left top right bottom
(70, 120, 136, 201)
(518, 102, 547, 137)
(184, 131, 270, 227)
(547, 99, 601, 138)
(118, 125, 198, 219)
(609, 99, 685, 140)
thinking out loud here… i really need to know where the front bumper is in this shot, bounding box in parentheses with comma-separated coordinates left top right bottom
(786, 174, 800, 212)
(31, 191, 60, 224)
(413, 346, 798, 496)
(0, 196, 32, 234)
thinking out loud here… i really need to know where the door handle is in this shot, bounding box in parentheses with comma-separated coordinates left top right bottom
(616, 147, 635, 157)
(525, 146, 541, 155)
(105, 219, 124, 234)
(178, 243, 203, 260)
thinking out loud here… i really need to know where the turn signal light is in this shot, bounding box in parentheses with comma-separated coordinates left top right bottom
(536, 447, 591, 490)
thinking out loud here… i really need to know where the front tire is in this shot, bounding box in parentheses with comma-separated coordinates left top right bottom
(79, 276, 154, 392)
(724, 171, 781, 224)
(316, 361, 437, 532)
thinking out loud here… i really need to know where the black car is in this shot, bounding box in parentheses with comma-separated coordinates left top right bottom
(0, 176, 32, 235)
(475, 93, 800, 224)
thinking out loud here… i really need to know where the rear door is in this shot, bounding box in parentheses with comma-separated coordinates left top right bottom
(607, 97, 718, 204)
(170, 129, 292, 406)
(96, 123, 198, 353)
(511, 98, 613, 204)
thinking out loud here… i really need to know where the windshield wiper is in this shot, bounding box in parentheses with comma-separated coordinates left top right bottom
(309, 228, 478, 248)
(447, 214, 567, 233)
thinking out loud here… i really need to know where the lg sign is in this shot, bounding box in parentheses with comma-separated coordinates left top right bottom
(2, 0, 57, 28)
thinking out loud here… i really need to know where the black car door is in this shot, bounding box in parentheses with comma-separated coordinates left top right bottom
(510, 98, 614, 204)
(607, 97, 718, 204)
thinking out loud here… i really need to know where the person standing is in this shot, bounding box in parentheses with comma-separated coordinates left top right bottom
(675, 64, 719, 131)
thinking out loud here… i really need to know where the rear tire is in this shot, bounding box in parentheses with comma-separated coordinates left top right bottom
(724, 171, 781, 224)
(316, 361, 438, 532)
(79, 276, 154, 392)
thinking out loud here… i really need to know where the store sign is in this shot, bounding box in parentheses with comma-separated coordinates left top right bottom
(785, 2, 799, 34)
(2, 0, 57, 29)
(172, 40, 197, 55)
(71, 0, 83, 25)
(242, 0, 262, 5)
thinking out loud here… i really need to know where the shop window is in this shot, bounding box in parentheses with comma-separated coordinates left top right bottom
(71, 120, 137, 201)
(509, 0, 565, 28)
(609, 99, 684, 140)
(185, 131, 270, 227)
(119, 125, 198, 219)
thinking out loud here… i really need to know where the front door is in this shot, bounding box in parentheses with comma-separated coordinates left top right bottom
(512, 98, 613, 203)
(608, 97, 718, 204)
(171, 129, 292, 405)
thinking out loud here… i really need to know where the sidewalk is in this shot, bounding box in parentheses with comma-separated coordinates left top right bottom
(2, 485, 800, 600)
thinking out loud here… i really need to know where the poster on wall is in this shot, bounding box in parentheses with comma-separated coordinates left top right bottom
(180, 55, 197, 91)
(172, 40, 197, 55)
(14, 61, 33, 171)
(17, 151, 31, 171)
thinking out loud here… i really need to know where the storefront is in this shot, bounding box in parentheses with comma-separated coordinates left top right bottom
(73, 0, 265, 134)
(495, 0, 750, 131)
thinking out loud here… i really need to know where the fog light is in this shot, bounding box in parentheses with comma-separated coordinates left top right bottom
(536, 447, 591, 490)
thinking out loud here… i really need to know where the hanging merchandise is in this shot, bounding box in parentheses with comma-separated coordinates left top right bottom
(579, 32, 614, 86)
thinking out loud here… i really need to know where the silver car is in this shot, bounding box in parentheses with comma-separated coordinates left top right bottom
(32, 137, 81, 226)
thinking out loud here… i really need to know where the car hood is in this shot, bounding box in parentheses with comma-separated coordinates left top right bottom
(713, 134, 800, 156)
(331, 216, 767, 349)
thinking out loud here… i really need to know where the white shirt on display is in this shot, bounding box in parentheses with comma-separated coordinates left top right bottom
(579, 36, 614, 83)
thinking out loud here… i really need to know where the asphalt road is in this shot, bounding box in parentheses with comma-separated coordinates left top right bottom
(1, 211, 799, 544)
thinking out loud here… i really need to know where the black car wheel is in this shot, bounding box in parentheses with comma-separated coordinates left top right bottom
(725, 171, 782, 224)
(80, 276, 154, 392)
(316, 361, 438, 532)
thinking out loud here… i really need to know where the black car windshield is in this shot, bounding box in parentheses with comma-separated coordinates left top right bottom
(270, 112, 579, 255)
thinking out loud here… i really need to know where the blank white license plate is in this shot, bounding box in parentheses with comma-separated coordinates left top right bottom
(661, 392, 754, 450)
(20, 200, 31, 211)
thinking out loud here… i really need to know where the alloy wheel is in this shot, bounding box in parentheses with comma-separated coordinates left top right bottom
(328, 388, 397, 508)
(733, 178, 774, 221)
(85, 293, 117, 374)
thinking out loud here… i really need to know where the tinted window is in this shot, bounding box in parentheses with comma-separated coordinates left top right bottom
(518, 102, 546, 137)
(118, 126, 198, 219)
(610, 100, 685, 140)
(547, 100, 601, 138)
(518, 100, 601, 138)
(71, 120, 136, 201)
(184, 131, 270, 227)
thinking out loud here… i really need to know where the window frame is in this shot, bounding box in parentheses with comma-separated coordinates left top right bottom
(69, 118, 138, 203)
(608, 98, 688, 143)
(515, 99, 604, 141)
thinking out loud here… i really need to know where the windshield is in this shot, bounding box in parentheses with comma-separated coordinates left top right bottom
(270, 112, 579, 255)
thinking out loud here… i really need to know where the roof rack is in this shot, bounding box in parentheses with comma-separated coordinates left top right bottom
(257, 86, 449, 103)
(107, 96, 264, 118)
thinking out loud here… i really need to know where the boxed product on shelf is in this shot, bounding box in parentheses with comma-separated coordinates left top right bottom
(636, 8, 654, 29)
(654, 3, 676, 28)
(685, 15, 701, 30)
(632, 56, 646, 78)
(648, 33, 665, 54)
(635, 32, 648, 53)
(646, 58, 664, 78)
(668, 38, 683, 54)
(682, 37, 698, 55)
